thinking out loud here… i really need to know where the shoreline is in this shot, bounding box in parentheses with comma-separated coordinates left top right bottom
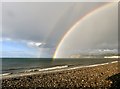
(2, 60, 120, 88)
(1, 60, 119, 79)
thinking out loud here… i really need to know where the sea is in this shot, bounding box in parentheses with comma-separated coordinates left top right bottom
(1, 58, 117, 74)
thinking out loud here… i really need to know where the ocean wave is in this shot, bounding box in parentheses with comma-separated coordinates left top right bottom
(24, 65, 68, 73)
(0, 72, 13, 77)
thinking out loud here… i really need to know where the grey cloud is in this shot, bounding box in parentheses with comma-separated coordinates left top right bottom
(41, 2, 106, 47)
(54, 3, 118, 57)
(2, 2, 73, 42)
(2, 2, 107, 48)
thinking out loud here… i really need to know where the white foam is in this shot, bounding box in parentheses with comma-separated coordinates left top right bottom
(111, 61, 118, 63)
(38, 65, 68, 71)
(66, 61, 118, 71)
(24, 65, 68, 72)
(104, 56, 120, 58)
(0, 73, 12, 76)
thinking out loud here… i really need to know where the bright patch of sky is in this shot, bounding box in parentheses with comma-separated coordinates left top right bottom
(0, 38, 42, 58)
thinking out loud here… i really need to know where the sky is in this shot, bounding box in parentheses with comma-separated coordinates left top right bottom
(1, 2, 118, 58)
(54, 3, 118, 58)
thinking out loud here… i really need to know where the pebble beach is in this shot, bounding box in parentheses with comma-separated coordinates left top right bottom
(2, 61, 120, 89)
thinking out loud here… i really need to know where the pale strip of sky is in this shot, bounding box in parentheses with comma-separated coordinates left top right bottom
(1, 0, 119, 2)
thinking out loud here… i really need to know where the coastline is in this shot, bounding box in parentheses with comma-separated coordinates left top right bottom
(2, 60, 120, 88)
(1, 61, 118, 79)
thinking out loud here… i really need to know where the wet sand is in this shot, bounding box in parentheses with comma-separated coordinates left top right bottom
(2, 61, 120, 89)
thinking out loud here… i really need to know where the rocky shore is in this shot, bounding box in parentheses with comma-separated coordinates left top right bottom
(2, 61, 120, 89)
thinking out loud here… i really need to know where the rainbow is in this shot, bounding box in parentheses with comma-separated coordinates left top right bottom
(53, 2, 117, 59)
